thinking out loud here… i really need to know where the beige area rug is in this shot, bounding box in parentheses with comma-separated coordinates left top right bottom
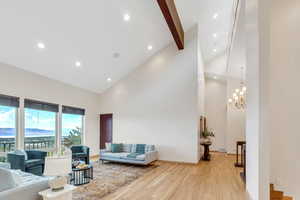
(72, 162, 157, 200)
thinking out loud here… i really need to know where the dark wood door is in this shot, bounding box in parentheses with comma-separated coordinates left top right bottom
(100, 114, 113, 149)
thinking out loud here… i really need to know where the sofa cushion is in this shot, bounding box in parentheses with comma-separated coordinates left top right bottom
(145, 145, 155, 152)
(105, 143, 112, 152)
(122, 144, 132, 153)
(123, 154, 145, 161)
(102, 152, 129, 159)
(25, 159, 43, 168)
(135, 144, 146, 154)
(0, 168, 16, 192)
(111, 143, 122, 153)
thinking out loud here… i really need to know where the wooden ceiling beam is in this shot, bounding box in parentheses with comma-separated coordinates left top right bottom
(157, 0, 184, 50)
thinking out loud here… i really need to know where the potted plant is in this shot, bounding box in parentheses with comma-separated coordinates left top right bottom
(201, 127, 215, 143)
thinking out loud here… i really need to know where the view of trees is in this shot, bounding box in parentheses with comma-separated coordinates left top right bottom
(63, 127, 82, 148)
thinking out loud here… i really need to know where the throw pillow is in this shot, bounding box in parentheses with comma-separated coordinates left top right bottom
(122, 144, 132, 153)
(135, 144, 146, 154)
(15, 150, 28, 160)
(105, 143, 112, 152)
(111, 143, 122, 153)
(145, 145, 155, 152)
(0, 168, 17, 192)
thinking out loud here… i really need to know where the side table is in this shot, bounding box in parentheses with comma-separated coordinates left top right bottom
(201, 142, 212, 161)
(39, 184, 76, 200)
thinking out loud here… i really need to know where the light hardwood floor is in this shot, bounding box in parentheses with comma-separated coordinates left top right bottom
(102, 153, 249, 200)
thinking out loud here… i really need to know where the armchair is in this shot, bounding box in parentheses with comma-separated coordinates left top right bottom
(7, 150, 47, 176)
(70, 145, 90, 164)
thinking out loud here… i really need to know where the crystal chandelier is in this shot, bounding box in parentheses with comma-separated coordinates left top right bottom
(228, 67, 247, 110)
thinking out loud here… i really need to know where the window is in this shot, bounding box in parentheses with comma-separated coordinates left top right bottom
(24, 99, 58, 150)
(0, 106, 17, 153)
(61, 106, 84, 150)
(0, 94, 19, 156)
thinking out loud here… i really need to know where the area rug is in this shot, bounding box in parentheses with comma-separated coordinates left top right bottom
(72, 162, 157, 200)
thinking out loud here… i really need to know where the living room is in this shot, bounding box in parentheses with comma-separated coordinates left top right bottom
(1, 0, 300, 200)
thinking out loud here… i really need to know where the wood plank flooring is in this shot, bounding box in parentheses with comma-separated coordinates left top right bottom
(102, 153, 249, 200)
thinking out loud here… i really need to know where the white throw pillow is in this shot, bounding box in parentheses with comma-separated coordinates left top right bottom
(105, 143, 112, 152)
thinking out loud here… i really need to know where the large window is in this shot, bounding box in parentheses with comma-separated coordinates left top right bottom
(0, 95, 19, 156)
(0, 94, 86, 156)
(61, 106, 84, 150)
(0, 106, 17, 153)
(24, 99, 58, 150)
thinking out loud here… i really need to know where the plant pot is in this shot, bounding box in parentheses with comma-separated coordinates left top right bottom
(202, 137, 211, 143)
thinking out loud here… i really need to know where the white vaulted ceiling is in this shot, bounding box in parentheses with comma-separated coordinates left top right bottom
(0, 0, 234, 93)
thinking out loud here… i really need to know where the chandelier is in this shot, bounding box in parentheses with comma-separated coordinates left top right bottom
(228, 67, 247, 110)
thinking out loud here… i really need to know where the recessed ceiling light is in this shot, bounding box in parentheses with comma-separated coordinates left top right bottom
(123, 14, 130, 21)
(213, 48, 217, 53)
(37, 42, 45, 49)
(75, 61, 81, 67)
(113, 52, 120, 58)
(213, 13, 219, 19)
(213, 33, 217, 38)
(147, 45, 153, 51)
(107, 78, 112, 82)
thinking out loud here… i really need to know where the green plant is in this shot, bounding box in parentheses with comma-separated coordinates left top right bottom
(201, 127, 215, 139)
(63, 127, 82, 148)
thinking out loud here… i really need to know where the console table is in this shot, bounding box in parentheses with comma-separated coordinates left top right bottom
(235, 141, 246, 167)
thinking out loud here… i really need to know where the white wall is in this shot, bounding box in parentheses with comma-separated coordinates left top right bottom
(98, 29, 203, 163)
(226, 78, 246, 154)
(245, 0, 270, 199)
(204, 78, 227, 152)
(268, 0, 300, 198)
(0, 62, 100, 156)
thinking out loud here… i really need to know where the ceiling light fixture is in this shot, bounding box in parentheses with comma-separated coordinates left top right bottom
(37, 42, 45, 49)
(213, 76, 217, 79)
(213, 33, 217, 38)
(213, 13, 219, 19)
(147, 45, 153, 51)
(107, 78, 112, 82)
(213, 49, 217, 53)
(123, 14, 130, 21)
(75, 61, 81, 67)
(228, 67, 247, 110)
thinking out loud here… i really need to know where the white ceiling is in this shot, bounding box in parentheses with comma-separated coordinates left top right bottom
(0, 0, 234, 93)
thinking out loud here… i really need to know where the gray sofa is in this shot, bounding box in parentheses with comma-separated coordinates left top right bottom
(100, 144, 158, 165)
(0, 167, 49, 200)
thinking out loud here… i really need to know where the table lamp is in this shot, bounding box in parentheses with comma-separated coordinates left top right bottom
(44, 153, 72, 191)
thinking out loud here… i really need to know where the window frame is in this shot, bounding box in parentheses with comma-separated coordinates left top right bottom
(0, 105, 18, 157)
(0, 94, 86, 160)
(23, 107, 58, 152)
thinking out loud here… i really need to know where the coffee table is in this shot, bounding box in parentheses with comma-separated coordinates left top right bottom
(70, 165, 93, 186)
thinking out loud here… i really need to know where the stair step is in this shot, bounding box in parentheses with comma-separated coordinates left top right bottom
(271, 190, 284, 199)
(283, 197, 293, 200)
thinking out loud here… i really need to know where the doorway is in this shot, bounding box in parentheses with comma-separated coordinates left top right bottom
(100, 114, 113, 149)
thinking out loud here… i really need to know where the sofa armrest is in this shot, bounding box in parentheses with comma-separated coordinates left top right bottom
(145, 151, 158, 163)
(26, 150, 47, 160)
(7, 153, 25, 171)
